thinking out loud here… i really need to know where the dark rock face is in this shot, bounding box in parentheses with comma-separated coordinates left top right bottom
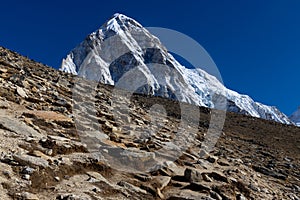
(0, 46, 299, 199)
(143, 48, 166, 65)
(109, 52, 140, 82)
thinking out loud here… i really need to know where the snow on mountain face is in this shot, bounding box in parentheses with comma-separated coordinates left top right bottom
(289, 107, 300, 126)
(60, 13, 292, 125)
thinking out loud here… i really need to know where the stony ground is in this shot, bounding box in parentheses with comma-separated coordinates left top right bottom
(0, 46, 299, 200)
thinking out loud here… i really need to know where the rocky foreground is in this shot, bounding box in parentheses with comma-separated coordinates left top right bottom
(0, 46, 299, 199)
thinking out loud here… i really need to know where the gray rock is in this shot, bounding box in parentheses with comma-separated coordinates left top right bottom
(86, 171, 106, 179)
(0, 113, 42, 138)
(16, 86, 28, 98)
(199, 149, 210, 159)
(56, 194, 91, 200)
(0, 101, 9, 109)
(102, 147, 156, 172)
(117, 181, 147, 194)
(167, 189, 214, 200)
(151, 176, 171, 190)
(249, 183, 260, 192)
(17, 192, 39, 200)
(13, 154, 49, 168)
(202, 171, 228, 183)
(184, 168, 203, 182)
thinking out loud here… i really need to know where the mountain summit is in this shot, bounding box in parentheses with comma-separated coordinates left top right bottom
(60, 13, 292, 124)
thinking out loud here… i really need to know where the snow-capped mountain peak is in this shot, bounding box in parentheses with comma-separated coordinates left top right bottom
(60, 13, 292, 125)
(103, 13, 143, 32)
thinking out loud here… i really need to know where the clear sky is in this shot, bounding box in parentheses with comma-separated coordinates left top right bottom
(1, 0, 299, 115)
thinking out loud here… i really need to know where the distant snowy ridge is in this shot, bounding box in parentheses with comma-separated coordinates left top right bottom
(60, 13, 292, 125)
(289, 107, 300, 126)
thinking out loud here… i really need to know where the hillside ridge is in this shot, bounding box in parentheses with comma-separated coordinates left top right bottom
(0, 46, 299, 199)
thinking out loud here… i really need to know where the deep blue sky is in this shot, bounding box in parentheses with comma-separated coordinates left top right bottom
(1, 0, 299, 115)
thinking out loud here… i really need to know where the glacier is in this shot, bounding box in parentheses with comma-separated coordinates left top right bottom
(60, 13, 292, 125)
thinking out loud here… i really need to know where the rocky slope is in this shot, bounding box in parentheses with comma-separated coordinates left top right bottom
(0, 46, 300, 199)
(60, 13, 291, 125)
